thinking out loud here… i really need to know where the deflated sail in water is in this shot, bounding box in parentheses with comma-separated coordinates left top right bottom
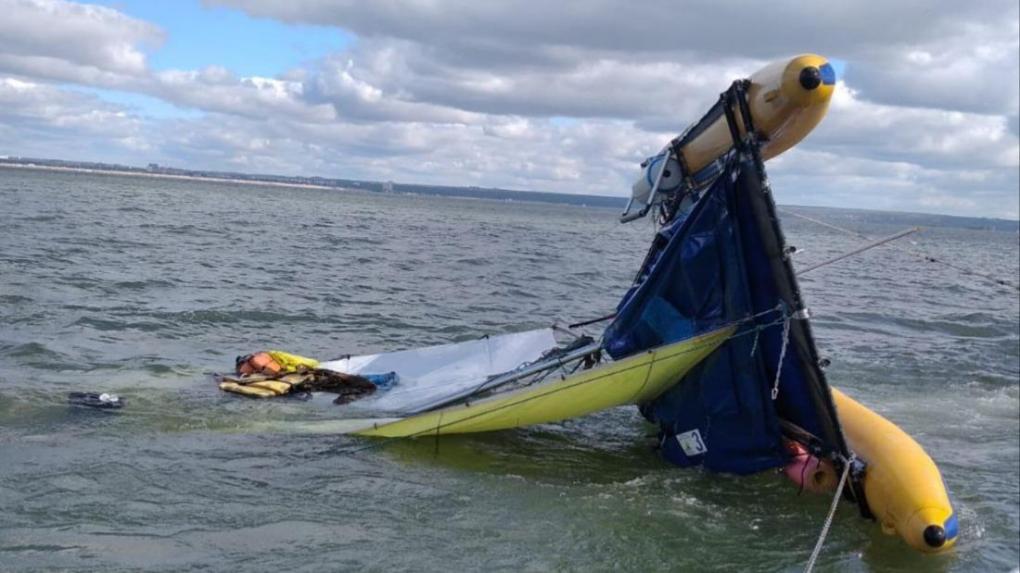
(604, 150, 852, 476)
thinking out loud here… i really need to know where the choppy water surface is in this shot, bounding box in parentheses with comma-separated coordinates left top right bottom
(1, 168, 1017, 572)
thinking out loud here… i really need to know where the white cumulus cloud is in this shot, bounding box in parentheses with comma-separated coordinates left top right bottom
(0, 0, 1016, 218)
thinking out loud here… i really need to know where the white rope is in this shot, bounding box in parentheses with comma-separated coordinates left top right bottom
(804, 455, 854, 573)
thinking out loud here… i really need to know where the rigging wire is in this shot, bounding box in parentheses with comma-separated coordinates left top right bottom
(779, 208, 1019, 291)
(796, 227, 919, 275)
(771, 314, 792, 400)
(566, 223, 920, 328)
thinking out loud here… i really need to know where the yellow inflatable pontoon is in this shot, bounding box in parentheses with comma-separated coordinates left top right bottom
(833, 388, 958, 552)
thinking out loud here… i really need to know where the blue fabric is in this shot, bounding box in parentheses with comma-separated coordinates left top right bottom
(362, 372, 398, 390)
(605, 156, 831, 474)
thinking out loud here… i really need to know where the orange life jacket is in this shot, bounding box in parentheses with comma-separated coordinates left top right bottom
(236, 351, 283, 376)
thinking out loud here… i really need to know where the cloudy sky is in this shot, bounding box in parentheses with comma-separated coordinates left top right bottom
(0, 0, 1017, 218)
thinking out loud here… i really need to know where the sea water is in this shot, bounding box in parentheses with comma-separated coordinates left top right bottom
(1, 168, 1017, 572)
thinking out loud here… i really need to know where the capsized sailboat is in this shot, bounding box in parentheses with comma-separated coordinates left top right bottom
(222, 55, 956, 555)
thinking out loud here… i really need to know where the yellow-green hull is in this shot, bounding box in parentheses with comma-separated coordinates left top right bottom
(352, 326, 734, 438)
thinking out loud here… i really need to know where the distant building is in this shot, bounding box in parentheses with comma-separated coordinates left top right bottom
(147, 163, 160, 171)
(382, 180, 394, 193)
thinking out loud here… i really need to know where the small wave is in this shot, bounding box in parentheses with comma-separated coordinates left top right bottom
(0, 294, 33, 305)
(112, 279, 179, 290)
(115, 205, 153, 214)
(142, 309, 326, 326)
(1, 341, 44, 358)
(71, 316, 165, 332)
(21, 214, 61, 223)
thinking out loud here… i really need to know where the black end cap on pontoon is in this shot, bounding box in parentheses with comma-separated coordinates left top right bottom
(923, 525, 947, 548)
(799, 66, 822, 90)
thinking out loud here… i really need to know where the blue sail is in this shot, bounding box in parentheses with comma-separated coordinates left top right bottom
(604, 153, 848, 475)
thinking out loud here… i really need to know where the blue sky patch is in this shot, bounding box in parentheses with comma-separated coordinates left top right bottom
(92, 0, 353, 77)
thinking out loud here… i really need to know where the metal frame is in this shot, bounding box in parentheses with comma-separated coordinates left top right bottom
(719, 79, 873, 519)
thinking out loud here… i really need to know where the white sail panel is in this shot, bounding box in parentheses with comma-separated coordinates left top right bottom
(318, 328, 557, 413)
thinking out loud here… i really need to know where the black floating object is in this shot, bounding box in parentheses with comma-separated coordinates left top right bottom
(799, 66, 822, 90)
(68, 392, 125, 410)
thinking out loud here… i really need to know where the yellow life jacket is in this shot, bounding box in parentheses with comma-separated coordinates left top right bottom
(265, 350, 319, 372)
(218, 371, 314, 398)
(235, 350, 320, 377)
(217, 365, 377, 403)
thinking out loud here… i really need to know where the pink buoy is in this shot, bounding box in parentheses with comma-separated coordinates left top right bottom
(783, 440, 837, 493)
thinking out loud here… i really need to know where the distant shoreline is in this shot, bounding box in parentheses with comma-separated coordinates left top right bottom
(3, 160, 1017, 229)
(0, 162, 344, 193)
(0, 158, 628, 209)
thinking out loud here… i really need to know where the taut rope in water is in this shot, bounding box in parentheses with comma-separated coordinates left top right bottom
(804, 454, 855, 573)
